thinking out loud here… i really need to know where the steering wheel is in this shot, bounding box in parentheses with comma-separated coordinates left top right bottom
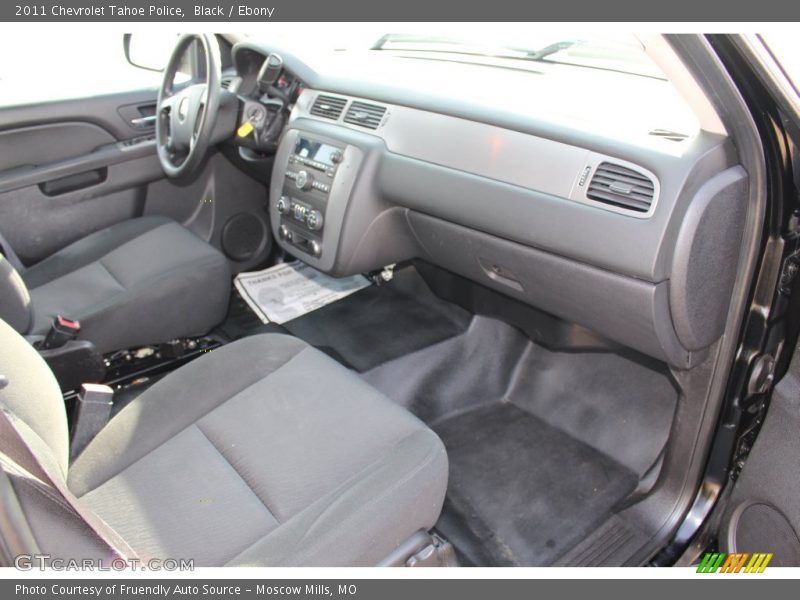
(156, 34, 221, 178)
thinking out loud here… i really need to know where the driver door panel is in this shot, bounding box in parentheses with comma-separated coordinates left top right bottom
(0, 90, 163, 264)
(0, 87, 273, 273)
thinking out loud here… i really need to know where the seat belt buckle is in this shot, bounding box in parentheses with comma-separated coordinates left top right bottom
(41, 316, 81, 350)
(70, 383, 114, 462)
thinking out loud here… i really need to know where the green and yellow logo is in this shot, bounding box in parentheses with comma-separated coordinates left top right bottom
(696, 552, 773, 573)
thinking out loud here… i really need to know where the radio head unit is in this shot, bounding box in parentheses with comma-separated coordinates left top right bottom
(269, 125, 391, 276)
(273, 132, 354, 262)
(294, 138, 343, 169)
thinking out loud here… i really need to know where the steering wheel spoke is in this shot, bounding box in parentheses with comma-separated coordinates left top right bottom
(160, 94, 177, 112)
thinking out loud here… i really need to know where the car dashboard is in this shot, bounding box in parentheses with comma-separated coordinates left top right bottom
(230, 39, 748, 371)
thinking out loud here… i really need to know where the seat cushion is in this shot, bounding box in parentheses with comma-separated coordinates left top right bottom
(68, 334, 448, 566)
(25, 217, 230, 353)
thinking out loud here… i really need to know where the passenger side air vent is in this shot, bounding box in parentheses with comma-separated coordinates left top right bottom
(586, 163, 656, 213)
(343, 101, 387, 129)
(310, 95, 347, 120)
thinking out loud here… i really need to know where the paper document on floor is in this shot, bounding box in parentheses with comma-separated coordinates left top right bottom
(234, 261, 371, 324)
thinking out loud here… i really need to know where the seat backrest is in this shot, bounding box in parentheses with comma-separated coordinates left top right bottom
(0, 319, 134, 562)
(0, 257, 33, 335)
(0, 318, 68, 477)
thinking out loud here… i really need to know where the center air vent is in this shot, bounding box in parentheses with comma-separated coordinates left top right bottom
(586, 162, 656, 214)
(343, 101, 387, 129)
(310, 95, 347, 120)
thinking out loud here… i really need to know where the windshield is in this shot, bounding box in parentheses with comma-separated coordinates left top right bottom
(244, 27, 665, 79)
(370, 34, 665, 79)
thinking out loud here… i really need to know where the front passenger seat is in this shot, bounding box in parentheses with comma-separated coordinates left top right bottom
(0, 318, 448, 566)
(0, 216, 230, 353)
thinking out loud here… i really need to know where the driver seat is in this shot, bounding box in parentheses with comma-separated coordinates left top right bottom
(0, 216, 230, 354)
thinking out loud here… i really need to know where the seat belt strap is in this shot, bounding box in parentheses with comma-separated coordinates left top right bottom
(0, 407, 137, 561)
(0, 231, 24, 273)
(0, 467, 41, 562)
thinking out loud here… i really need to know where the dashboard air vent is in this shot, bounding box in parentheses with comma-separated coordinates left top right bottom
(220, 77, 240, 92)
(648, 128, 689, 142)
(343, 101, 387, 129)
(586, 163, 656, 213)
(310, 95, 347, 120)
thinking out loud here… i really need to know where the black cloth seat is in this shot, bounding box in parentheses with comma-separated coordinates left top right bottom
(0, 216, 230, 353)
(0, 319, 448, 566)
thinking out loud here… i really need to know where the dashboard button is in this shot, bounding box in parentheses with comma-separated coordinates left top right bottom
(276, 196, 290, 214)
(293, 203, 307, 221)
(295, 170, 313, 191)
(306, 210, 324, 231)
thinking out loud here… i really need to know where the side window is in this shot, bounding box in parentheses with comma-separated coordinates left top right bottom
(0, 31, 171, 108)
(760, 33, 800, 98)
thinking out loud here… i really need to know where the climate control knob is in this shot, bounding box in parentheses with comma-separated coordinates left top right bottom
(295, 170, 313, 191)
(276, 196, 290, 214)
(306, 210, 324, 231)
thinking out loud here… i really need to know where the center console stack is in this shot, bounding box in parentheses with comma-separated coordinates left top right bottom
(269, 120, 417, 277)
(269, 124, 380, 274)
(276, 133, 344, 258)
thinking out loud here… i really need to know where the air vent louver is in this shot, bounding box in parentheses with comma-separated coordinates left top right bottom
(343, 101, 387, 129)
(586, 163, 656, 213)
(310, 95, 347, 120)
(648, 128, 689, 142)
(220, 77, 240, 92)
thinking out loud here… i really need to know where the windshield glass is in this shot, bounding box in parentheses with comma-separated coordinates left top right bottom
(239, 26, 696, 144)
(370, 34, 665, 78)
(245, 27, 665, 79)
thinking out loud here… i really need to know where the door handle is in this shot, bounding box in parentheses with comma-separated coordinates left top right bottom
(130, 115, 156, 128)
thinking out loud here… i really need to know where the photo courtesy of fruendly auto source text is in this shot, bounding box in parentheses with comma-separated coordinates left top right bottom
(0, 0, 799, 596)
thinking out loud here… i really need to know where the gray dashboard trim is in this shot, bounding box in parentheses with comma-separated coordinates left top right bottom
(246, 39, 749, 370)
(407, 211, 696, 368)
(295, 88, 662, 219)
(270, 115, 740, 368)
(289, 90, 739, 283)
(378, 152, 677, 282)
(669, 166, 749, 351)
(239, 41, 736, 281)
(235, 40, 727, 169)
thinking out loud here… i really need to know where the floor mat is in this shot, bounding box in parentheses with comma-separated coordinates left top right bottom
(218, 265, 472, 372)
(434, 403, 639, 566)
(363, 316, 677, 476)
(361, 316, 529, 422)
(217, 263, 676, 565)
